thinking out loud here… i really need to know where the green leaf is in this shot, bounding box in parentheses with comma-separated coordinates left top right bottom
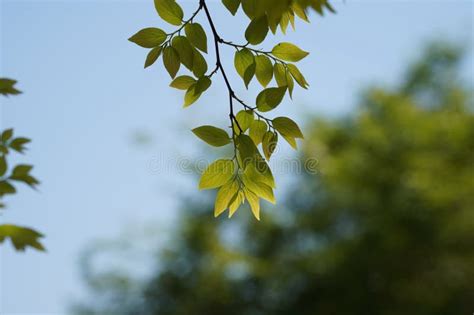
(228, 190, 245, 218)
(1, 129, 13, 142)
(170, 75, 196, 90)
(273, 63, 287, 87)
(171, 36, 194, 70)
(0, 180, 16, 195)
(247, 159, 275, 188)
(249, 120, 267, 145)
(154, 0, 184, 26)
(9, 137, 30, 153)
(245, 16, 269, 45)
(9, 164, 39, 188)
(255, 55, 273, 87)
(192, 126, 231, 147)
(163, 46, 181, 78)
(243, 188, 260, 220)
(262, 131, 278, 160)
(129, 28, 167, 48)
(0, 78, 21, 96)
(234, 110, 254, 133)
(0, 224, 45, 252)
(199, 159, 235, 190)
(236, 134, 257, 167)
(183, 85, 201, 107)
(234, 49, 255, 88)
(287, 64, 309, 88)
(286, 70, 295, 98)
(192, 48, 208, 77)
(222, 0, 241, 15)
(0, 156, 6, 177)
(214, 180, 239, 217)
(241, 0, 265, 19)
(185, 23, 208, 53)
(271, 42, 309, 62)
(272, 116, 304, 138)
(256, 86, 287, 112)
(194, 76, 212, 94)
(241, 167, 275, 204)
(144, 46, 162, 68)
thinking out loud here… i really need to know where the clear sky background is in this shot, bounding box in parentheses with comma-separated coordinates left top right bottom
(0, 0, 472, 313)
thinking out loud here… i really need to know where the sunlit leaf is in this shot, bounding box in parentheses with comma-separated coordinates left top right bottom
(185, 23, 208, 53)
(271, 42, 309, 62)
(256, 86, 287, 112)
(163, 46, 181, 78)
(129, 28, 166, 48)
(144, 46, 162, 68)
(192, 125, 231, 147)
(245, 16, 269, 45)
(170, 75, 196, 90)
(214, 180, 239, 217)
(199, 159, 235, 190)
(0, 224, 45, 252)
(255, 55, 273, 87)
(154, 0, 184, 26)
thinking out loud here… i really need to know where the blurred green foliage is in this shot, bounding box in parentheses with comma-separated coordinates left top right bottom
(73, 42, 473, 314)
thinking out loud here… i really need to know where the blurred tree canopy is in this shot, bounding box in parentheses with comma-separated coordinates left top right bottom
(73, 42, 474, 315)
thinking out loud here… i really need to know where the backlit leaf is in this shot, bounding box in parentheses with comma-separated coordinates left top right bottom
(199, 159, 235, 190)
(185, 23, 208, 53)
(245, 16, 269, 45)
(271, 42, 309, 62)
(0, 224, 45, 252)
(144, 46, 162, 68)
(249, 120, 267, 145)
(255, 55, 273, 87)
(163, 46, 181, 78)
(172, 36, 194, 70)
(256, 86, 287, 112)
(192, 126, 231, 147)
(214, 180, 239, 217)
(170, 75, 196, 90)
(154, 0, 184, 26)
(222, 0, 241, 15)
(129, 28, 166, 48)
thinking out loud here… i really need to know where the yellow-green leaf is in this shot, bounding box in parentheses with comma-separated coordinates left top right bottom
(185, 23, 207, 53)
(273, 63, 287, 87)
(241, 168, 275, 204)
(234, 110, 254, 133)
(129, 28, 166, 48)
(214, 180, 239, 217)
(262, 131, 278, 160)
(183, 84, 201, 107)
(255, 55, 273, 87)
(243, 188, 260, 220)
(192, 125, 231, 147)
(144, 46, 162, 68)
(273, 116, 304, 138)
(163, 46, 181, 78)
(228, 190, 245, 218)
(0, 224, 45, 252)
(249, 120, 267, 145)
(234, 49, 255, 88)
(154, 0, 184, 26)
(287, 64, 309, 88)
(245, 16, 269, 45)
(192, 48, 208, 77)
(222, 0, 241, 15)
(256, 86, 287, 112)
(199, 159, 235, 190)
(170, 75, 196, 90)
(271, 42, 309, 62)
(172, 36, 194, 70)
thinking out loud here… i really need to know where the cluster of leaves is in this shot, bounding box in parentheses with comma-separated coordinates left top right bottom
(130, 0, 330, 219)
(0, 79, 45, 252)
(74, 42, 474, 315)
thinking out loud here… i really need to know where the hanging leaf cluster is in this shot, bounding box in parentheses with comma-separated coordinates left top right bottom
(130, 0, 333, 220)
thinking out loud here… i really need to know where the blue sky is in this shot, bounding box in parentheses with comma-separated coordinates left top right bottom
(0, 0, 472, 313)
